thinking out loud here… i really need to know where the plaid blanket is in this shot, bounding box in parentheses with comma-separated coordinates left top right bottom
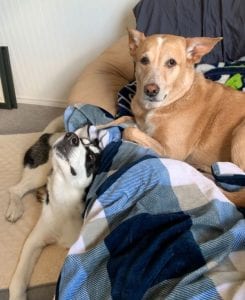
(55, 105, 245, 300)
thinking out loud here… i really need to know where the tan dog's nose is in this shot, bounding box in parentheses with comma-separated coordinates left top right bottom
(144, 83, 160, 98)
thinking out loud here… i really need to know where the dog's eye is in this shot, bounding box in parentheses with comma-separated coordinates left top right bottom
(166, 58, 177, 68)
(140, 56, 150, 65)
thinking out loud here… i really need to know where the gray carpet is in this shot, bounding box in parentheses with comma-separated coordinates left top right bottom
(0, 104, 64, 134)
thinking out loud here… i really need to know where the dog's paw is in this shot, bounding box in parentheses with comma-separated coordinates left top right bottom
(9, 293, 27, 300)
(9, 287, 27, 300)
(36, 187, 47, 203)
(9, 275, 27, 300)
(5, 194, 24, 223)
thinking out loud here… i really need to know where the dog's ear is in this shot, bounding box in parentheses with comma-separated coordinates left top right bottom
(128, 29, 145, 57)
(186, 37, 222, 63)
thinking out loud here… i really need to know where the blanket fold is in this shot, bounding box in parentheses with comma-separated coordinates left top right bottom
(55, 104, 245, 300)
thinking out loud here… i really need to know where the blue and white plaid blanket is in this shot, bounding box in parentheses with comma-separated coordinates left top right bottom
(56, 104, 245, 300)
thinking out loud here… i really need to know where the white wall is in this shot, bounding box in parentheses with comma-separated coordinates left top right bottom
(0, 0, 138, 107)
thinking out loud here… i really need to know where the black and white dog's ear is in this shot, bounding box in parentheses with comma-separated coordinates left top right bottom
(85, 149, 101, 177)
(24, 133, 52, 168)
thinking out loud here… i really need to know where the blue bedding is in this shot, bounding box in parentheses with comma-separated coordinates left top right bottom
(55, 104, 245, 300)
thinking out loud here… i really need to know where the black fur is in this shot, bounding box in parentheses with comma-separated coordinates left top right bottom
(70, 166, 77, 176)
(85, 147, 101, 177)
(24, 134, 52, 168)
(46, 190, 50, 205)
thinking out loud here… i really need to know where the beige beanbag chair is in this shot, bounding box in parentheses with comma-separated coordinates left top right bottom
(68, 35, 134, 115)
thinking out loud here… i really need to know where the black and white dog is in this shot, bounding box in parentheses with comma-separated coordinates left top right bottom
(7, 124, 101, 300)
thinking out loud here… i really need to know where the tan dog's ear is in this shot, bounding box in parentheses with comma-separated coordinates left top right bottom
(128, 29, 145, 57)
(186, 37, 223, 63)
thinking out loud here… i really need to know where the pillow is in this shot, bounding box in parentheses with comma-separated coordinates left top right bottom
(117, 81, 136, 117)
(134, 0, 245, 64)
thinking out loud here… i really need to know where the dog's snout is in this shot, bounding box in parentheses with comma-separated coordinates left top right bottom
(144, 83, 160, 98)
(65, 132, 79, 146)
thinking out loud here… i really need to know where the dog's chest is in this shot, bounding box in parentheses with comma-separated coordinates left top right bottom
(137, 109, 199, 159)
(43, 201, 83, 248)
(137, 110, 156, 135)
(58, 214, 82, 248)
(44, 178, 84, 247)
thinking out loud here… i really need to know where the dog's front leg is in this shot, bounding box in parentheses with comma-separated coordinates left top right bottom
(95, 117, 165, 155)
(96, 116, 135, 130)
(9, 217, 53, 300)
(123, 127, 165, 156)
(6, 160, 51, 223)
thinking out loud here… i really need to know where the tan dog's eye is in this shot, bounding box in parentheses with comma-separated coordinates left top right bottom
(166, 58, 177, 68)
(140, 56, 150, 65)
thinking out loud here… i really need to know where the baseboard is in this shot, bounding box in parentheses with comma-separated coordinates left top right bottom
(17, 97, 67, 108)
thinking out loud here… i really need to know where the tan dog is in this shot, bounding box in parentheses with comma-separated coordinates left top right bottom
(99, 29, 245, 206)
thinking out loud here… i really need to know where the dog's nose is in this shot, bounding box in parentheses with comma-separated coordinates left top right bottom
(65, 132, 79, 146)
(144, 83, 160, 97)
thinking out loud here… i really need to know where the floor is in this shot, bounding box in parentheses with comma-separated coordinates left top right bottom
(0, 104, 64, 134)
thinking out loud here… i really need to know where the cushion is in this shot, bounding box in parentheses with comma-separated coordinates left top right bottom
(67, 35, 134, 116)
(0, 133, 67, 300)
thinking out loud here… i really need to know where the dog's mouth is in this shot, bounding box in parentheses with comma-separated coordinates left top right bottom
(144, 94, 167, 103)
(146, 97, 162, 102)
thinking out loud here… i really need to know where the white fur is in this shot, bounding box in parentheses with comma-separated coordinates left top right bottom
(8, 130, 95, 300)
(5, 132, 63, 223)
(5, 161, 51, 223)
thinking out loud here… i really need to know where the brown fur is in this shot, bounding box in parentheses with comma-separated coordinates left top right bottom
(98, 30, 245, 207)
